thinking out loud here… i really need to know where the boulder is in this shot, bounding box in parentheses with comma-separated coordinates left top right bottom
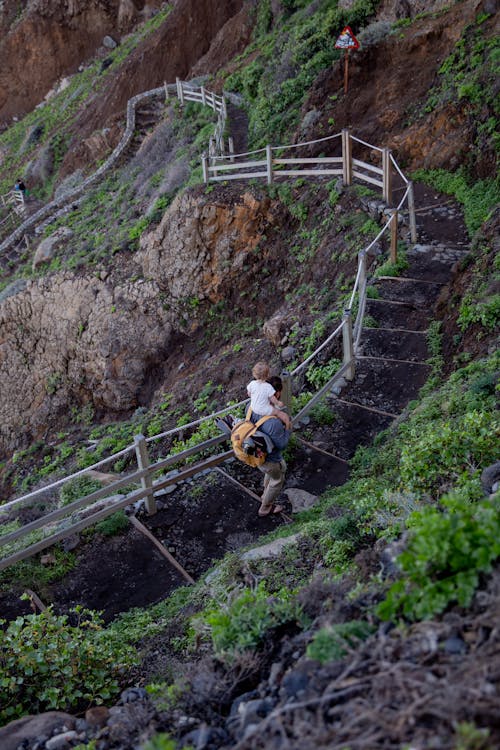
(0, 712, 75, 750)
(32, 227, 74, 270)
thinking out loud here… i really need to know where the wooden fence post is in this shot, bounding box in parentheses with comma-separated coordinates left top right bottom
(408, 180, 417, 243)
(342, 310, 355, 381)
(176, 78, 184, 106)
(382, 148, 392, 204)
(280, 372, 293, 418)
(228, 137, 235, 162)
(202, 152, 209, 184)
(201, 86, 206, 106)
(358, 249, 367, 292)
(266, 144, 273, 184)
(164, 81, 169, 102)
(342, 129, 352, 186)
(390, 209, 398, 263)
(134, 434, 156, 516)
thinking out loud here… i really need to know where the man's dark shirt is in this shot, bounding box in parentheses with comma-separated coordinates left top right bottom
(250, 415, 291, 462)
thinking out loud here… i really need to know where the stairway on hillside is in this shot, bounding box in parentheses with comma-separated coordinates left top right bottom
(221, 190, 471, 506)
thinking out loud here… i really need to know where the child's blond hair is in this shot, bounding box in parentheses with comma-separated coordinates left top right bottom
(252, 361, 270, 380)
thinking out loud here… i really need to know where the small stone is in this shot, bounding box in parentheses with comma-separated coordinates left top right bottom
(443, 636, 467, 655)
(103, 35, 117, 49)
(281, 346, 296, 363)
(45, 731, 78, 750)
(120, 686, 148, 703)
(85, 706, 110, 727)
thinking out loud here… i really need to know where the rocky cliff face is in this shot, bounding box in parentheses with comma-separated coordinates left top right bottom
(0, 188, 276, 455)
(0, 272, 171, 453)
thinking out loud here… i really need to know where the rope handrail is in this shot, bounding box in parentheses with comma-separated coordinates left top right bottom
(391, 153, 408, 184)
(271, 131, 342, 151)
(0, 444, 137, 514)
(290, 320, 345, 377)
(145, 398, 249, 443)
(210, 146, 267, 160)
(396, 183, 411, 211)
(350, 134, 384, 152)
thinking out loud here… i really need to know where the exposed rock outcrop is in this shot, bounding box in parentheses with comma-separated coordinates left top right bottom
(0, 271, 171, 455)
(138, 190, 277, 305)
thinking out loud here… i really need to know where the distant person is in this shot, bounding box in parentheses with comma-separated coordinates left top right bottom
(14, 179, 26, 198)
(247, 361, 291, 429)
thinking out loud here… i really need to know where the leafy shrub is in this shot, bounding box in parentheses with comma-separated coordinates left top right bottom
(201, 582, 304, 658)
(0, 607, 136, 722)
(306, 358, 341, 389)
(306, 620, 374, 663)
(399, 409, 498, 495)
(92, 510, 129, 537)
(60, 475, 102, 506)
(458, 293, 500, 332)
(377, 493, 500, 622)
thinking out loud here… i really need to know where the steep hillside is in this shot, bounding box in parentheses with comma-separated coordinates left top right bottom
(0, 1, 498, 748)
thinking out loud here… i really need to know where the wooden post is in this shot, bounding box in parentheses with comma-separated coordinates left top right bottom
(382, 148, 392, 204)
(342, 129, 352, 186)
(201, 86, 206, 106)
(408, 180, 417, 243)
(358, 249, 367, 292)
(134, 435, 156, 516)
(280, 372, 292, 418)
(228, 136, 235, 162)
(202, 152, 209, 184)
(342, 310, 355, 381)
(266, 144, 273, 185)
(344, 50, 350, 94)
(176, 78, 184, 106)
(390, 209, 398, 263)
(164, 81, 169, 101)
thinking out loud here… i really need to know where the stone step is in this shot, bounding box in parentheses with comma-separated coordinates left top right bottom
(305, 398, 393, 461)
(373, 277, 444, 306)
(337, 357, 431, 415)
(406, 243, 470, 283)
(358, 328, 428, 362)
(365, 298, 431, 331)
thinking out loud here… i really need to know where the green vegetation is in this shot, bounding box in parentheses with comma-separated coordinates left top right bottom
(225, 0, 379, 148)
(198, 581, 305, 658)
(0, 606, 136, 722)
(377, 492, 500, 621)
(306, 620, 374, 662)
(412, 168, 499, 237)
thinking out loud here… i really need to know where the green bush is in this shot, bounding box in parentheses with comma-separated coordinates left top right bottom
(377, 493, 500, 622)
(60, 475, 102, 506)
(399, 409, 498, 495)
(306, 620, 374, 663)
(93, 510, 130, 537)
(202, 582, 304, 657)
(0, 607, 136, 722)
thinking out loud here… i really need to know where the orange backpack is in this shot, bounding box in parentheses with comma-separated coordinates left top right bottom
(230, 408, 273, 467)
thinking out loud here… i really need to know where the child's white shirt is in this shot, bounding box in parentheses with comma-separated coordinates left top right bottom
(247, 379, 275, 416)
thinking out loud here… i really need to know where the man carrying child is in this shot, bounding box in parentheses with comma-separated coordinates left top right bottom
(246, 363, 292, 516)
